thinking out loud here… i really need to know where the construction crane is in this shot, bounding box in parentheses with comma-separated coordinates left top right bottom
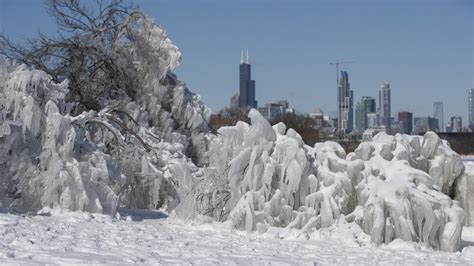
(329, 60, 354, 89)
(330, 60, 354, 139)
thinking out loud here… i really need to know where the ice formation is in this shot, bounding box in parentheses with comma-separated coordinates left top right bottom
(0, 17, 467, 252)
(0, 17, 208, 216)
(199, 111, 465, 252)
(455, 162, 474, 227)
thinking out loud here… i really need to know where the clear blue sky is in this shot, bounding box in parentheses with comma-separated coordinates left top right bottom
(1, 0, 473, 124)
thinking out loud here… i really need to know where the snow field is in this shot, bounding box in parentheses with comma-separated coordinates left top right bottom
(1, 208, 474, 264)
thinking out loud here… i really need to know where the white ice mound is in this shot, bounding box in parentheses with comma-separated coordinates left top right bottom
(197, 110, 465, 251)
(348, 133, 464, 251)
(455, 162, 474, 227)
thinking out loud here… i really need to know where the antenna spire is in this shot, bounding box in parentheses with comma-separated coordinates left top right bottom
(246, 49, 249, 64)
(240, 49, 244, 64)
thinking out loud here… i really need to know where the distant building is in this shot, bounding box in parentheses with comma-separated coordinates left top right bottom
(331, 117, 338, 129)
(398, 111, 413, 134)
(355, 96, 376, 134)
(258, 101, 289, 121)
(277, 100, 289, 111)
(286, 108, 296, 114)
(238, 50, 257, 108)
(230, 93, 239, 110)
(309, 108, 324, 118)
(445, 123, 452, 133)
(378, 83, 391, 128)
(309, 108, 325, 128)
(414, 116, 439, 134)
(450, 116, 463, 133)
(323, 115, 332, 126)
(355, 102, 364, 133)
(391, 121, 405, 134)
(366, 112, 378, 129)
(433, 102, 444, 132)
(469, 89, 474, 129)
(337, 71, 354, 134)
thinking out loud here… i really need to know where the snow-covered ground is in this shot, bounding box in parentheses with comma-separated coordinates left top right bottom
(1, 207, 474, 265)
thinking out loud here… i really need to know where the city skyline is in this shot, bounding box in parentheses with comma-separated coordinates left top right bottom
(0, 0, 472, 122)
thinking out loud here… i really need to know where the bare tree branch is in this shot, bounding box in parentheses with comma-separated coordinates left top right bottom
(0, 0, 142, 113)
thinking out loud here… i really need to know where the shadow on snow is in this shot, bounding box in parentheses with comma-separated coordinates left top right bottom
(117, 208, 168, 221)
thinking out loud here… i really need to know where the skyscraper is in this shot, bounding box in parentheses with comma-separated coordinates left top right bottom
(433, 102, 444, 132)
(378, 83, 391, 129)
(450, 116, 463, 132)
(230, 93, 239, 110)
(238, 50, 257, 108)
(366, 113, 378, 128)
(355, 96, 376, 134)
(337, 71, 353, 134)
(469, 89, 474, 129)
(258, 102, 288, 121)
(398, 111, 413, 134)
(414, 116, 438, 134)
(355, 102, 364, 134)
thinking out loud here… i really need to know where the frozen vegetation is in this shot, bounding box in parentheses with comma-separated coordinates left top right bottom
(0, 4, 473, 260)
(203, 112, 466, 252)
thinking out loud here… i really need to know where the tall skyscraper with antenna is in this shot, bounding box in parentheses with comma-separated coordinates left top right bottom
(238, 49, 257, 108)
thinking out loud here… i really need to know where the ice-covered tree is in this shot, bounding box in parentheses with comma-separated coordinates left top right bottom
(1, 0, 141, 112)
(0, 0, 210, 215)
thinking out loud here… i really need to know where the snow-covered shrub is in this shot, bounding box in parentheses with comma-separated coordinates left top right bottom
(455, 162, 474, 227)
(347, 132, 464, 251)
(196, 109, 465, 252)
(0, 65, 117, 213)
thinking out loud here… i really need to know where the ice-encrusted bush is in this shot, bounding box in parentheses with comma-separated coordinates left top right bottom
(195, 109, 465, 251)
(455, 162, 474, 227)
(0, 65, 117, 213)
(347, 132, 464, 251)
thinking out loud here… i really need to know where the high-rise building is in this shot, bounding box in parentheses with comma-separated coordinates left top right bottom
(398, 111, 413, 134)
(414, 116, 438, 134)
(355, 102, 364, 134)
(258, 101, 289, 121)
(378, 83, 391, 129)
(309, 108, 325, 128)
(230, 93, 239, 110)
(355, 96, 376, 134)
(337, 71, 353, 134)
(469, 89, 474, 129)
(277, 100, 289, 111)
(238, 50, 257, 108)
(433, 102, 444, 132)
(450, 116, 463, 132)
(366, 113, 378, 129)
